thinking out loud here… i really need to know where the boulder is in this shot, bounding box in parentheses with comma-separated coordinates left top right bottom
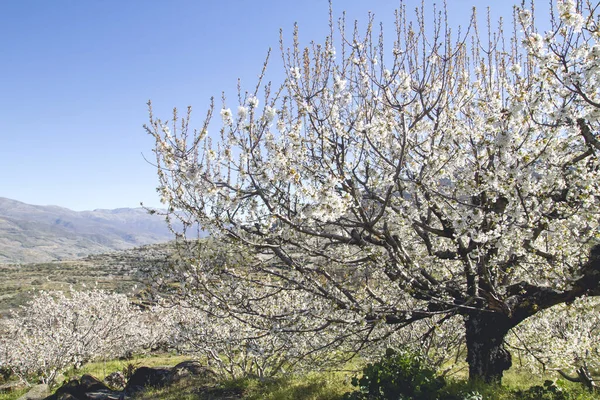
(123, 367, 169, 394)
(50, 394, 79, 400)
(36, 360, 213, 399)
(43, 375, 111, 400)
(167, 361, 216, 384)
(1, 381, 23, 393)
(17, 384, 50, 400)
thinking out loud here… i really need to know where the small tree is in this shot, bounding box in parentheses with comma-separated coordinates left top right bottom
(0, 290, 153, 386)
(147, 0, 600, 383)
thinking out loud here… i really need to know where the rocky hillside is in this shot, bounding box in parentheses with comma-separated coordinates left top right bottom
(0, 241, 178, 316)
(0, 197, 176, 264)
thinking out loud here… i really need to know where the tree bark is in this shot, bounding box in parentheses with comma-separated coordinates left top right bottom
(464, 312, 513, 383)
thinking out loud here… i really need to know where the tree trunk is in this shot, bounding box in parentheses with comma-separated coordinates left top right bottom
(464, 312, 513, 383)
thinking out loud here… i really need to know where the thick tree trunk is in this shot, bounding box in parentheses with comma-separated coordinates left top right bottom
(464, 313, 513, 383)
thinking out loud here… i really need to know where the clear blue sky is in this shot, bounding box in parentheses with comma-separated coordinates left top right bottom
(0, 1, 538, 211)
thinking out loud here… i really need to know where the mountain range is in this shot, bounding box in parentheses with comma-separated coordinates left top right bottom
(0, 197, 176, 264)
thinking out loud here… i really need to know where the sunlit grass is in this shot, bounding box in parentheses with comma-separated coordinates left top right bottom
(0, 388, 29, 400)
(64, 353, 191, 382)
(3, 354, 598, 400)
(133, 370, 600, 400)
(135, 370, 353, 400)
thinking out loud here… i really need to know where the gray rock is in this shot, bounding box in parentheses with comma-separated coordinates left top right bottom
(43, 374, 109, 400)
(17, 384, 50, 400)
(123, 366, 170, 394)
(167, 360, 216, 384)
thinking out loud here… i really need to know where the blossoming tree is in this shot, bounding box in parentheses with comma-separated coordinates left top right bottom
(146, 0, 600, 383)
(0, 290, 162, 386)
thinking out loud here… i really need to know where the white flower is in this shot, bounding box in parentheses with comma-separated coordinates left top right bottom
(558, 0, 584, 32)
(290, 67, 301, 80)
(333, 75, 347, 92)
(352, 41, 363, 50)
(263, 106, 276, 123)
(276, 118, 286, 133)
(247, 96, 259, 109)
(342, 92, 353, 106)
(161, 125, 171, 137)
(237, 105, 248, 120)
(518, 9, 532, 28)
(220, 108, 233, 124)
(327, 46, 336, 59)
(524, 33, 544, 53)
(509, 64, 522, 75)
(397, 71, 412, 93)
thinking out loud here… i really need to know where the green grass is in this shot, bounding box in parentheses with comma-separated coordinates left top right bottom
(232, 372, 352, 400)
(63, 353, 191, 382)
(440, 378, 600, 400)
(0, 388, 28, 400)
(135, 371, 353, 400)
(2, 356, 598, 400)
(133, 371, 600, 400)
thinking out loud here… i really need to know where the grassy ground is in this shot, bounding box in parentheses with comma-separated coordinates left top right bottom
(62, 353, 191, 382)
(0, 388, 28, 400)
(136, 372, 352, 400)
(135, 369, 600, 400)
(3, 354, 598, 400)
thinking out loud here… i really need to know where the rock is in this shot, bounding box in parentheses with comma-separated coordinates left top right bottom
(36, 361, 212, 400)
(54, 374, 67, 386)
(123, 367, 169, 394)
(167, 361, 216, 384)
(79, 375, 107, 391)
(17, 384, 50, 400)
(43, 375, 110, 400)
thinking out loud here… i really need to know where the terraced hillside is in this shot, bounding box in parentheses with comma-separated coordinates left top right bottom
(0, 242, 177, 317)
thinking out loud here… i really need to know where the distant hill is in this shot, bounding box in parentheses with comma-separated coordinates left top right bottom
(0, 197, 176, 264)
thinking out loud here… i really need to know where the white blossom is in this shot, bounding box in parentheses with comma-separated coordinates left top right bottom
(247, 96, 259, 109)
(263, 106, 277, 123)
(237, 105, 248, 120)
(509, 63, 522, 75)
(220, 108, 233, 124)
